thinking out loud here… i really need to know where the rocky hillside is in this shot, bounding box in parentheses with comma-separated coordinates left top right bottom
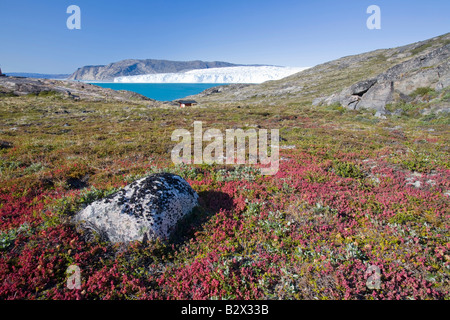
(68, 59, 243, 81)
(4, 73, 70, 80)
(0, 76, 163, 106)
(315, 41, 449, 113)
(187, 33, 450, 110)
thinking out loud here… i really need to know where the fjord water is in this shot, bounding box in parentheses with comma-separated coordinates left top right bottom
(91, 83, 227, 101)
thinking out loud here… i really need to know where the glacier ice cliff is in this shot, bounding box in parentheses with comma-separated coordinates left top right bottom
(114, 66, 308, 84)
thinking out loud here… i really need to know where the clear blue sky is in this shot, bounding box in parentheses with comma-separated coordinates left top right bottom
(0, 0, 449, 73)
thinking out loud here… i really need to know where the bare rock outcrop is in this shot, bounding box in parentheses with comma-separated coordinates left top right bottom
(322, 44, 450, 111)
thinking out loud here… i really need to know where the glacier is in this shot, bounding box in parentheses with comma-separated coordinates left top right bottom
(114, 66, 309, 84)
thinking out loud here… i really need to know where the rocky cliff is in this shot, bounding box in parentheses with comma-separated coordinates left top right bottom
(68, 59, 242, 81)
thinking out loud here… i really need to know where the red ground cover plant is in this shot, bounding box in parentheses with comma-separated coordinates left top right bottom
(0, 147, 449, 300)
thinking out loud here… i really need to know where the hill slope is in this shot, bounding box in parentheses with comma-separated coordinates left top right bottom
(187, 33, 450, 109)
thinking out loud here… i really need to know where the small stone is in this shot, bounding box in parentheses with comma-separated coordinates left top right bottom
(312, 97, 324, 106)
(375, 111, 387, 119)
(0, 140, 13, 149)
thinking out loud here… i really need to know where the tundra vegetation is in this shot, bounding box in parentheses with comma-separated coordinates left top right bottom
(0, 85, 448, 300)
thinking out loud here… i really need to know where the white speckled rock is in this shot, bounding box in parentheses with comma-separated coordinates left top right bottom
(74, 173, 199, 243)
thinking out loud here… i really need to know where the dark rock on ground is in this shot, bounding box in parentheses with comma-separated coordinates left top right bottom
(0, 140, 13, 149)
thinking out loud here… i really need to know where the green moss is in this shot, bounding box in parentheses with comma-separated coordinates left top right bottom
(0, 92, 17, 97)
(388, 211, 421, 225)
(0, 223, 31, 250)
(38, 90, 60, 97)
(410, 87, 436, 98)
(332, 161, 365, 179)
(410, 43, 433, 56)
(401, 156, 432, 173)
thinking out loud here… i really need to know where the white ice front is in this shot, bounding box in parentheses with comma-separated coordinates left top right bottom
(114, 66, 309, 84)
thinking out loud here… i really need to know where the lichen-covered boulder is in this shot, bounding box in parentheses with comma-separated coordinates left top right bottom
(74, 173, 199, 243)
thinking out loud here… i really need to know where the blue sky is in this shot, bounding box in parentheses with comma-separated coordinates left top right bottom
(0, 0, 449, 73)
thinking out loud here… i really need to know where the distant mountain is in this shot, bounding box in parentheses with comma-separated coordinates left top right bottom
(5, 73, 70, 80)
(68, 59, 244, 81)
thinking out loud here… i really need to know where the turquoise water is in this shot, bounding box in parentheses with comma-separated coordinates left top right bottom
(91, 83, 226, 101)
